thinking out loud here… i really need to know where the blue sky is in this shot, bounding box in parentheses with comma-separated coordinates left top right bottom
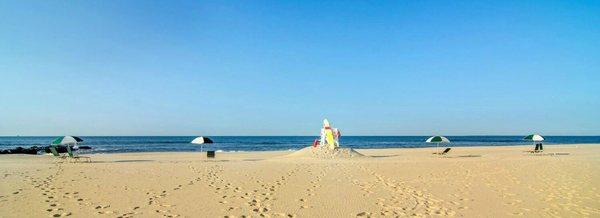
(1, 1, 599, 136)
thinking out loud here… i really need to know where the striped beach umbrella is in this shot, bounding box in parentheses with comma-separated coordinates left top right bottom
(191, 136, 214, 152)
(51, 136, 83, 146)
(523, 134, 544, 142)
(426, 136, 450, 152)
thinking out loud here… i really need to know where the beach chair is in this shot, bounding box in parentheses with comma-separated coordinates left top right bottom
(433, 148, 451, 155)
(441, 148, 451, 155)
(49, 146, 67, 159)
(66, 146, 91, 163)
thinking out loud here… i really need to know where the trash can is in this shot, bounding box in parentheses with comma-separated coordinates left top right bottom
(207, 151, 215, 158)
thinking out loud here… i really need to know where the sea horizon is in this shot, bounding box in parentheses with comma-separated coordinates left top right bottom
(2, 134, 600, 137)
(2, 135, 599, 154)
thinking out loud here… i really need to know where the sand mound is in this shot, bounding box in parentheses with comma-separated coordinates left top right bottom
(286, 146, 366, 159)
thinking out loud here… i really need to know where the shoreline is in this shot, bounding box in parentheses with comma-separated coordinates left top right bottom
(71, 143, 595, 155)
(71, 143, 591, 159)
(3, 136, 599, 155)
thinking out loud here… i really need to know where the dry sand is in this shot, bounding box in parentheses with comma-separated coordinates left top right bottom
(1, 144, 599, 217)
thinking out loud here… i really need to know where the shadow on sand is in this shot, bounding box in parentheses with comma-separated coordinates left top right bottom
(88, 160, 156, 163)
(370, 155, 400, 158)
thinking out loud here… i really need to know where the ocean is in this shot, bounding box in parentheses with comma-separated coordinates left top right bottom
(0, 136, 599, 154)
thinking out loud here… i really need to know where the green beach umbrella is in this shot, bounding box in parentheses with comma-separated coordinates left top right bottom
(524, 134, 544, 149)
(51, 136, 83, 146)
(426, 136, 450, 152)
(523, 134, 544, 142)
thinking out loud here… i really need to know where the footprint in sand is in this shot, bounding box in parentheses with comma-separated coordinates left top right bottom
(94, 204, 110, 209)
(51, 212, 71, 217)
(356, 211, 371, 217)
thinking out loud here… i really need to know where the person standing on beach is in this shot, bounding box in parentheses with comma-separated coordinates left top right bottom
(333, 128, 341, 148)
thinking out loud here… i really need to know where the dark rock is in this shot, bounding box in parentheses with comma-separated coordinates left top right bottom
(10, 147, 24, 154)
(0, 146, 43, 155)
(0, 145, 86, 155)
(22, 147, 38, 155)
(78, 146, 92, 150)
(1, 146, 39, 155)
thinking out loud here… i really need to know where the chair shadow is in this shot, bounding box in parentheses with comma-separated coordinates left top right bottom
(90, 160, 155, 163)
(242, 159, 264, 161)
(370, 155, 400, 158)
(457, 154, 482, 158)
(441, 154, 482, 158)
(528, 153, 570, 156)
(203, 159, 230, 162)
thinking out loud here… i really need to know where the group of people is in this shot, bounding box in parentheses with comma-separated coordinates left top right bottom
(313, 119, 341, 150)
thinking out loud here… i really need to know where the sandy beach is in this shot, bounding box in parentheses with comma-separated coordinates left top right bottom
(1, 144, 599, 217)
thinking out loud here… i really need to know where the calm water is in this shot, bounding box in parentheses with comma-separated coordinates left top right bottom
(1, 136, 599, 154)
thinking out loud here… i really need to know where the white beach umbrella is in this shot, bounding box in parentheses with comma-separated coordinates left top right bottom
(51, 136, 83, 146)
(523, 134, 544, 142)
(191, 136, 213, 152)
(524, 134, 544, 149)
(426, 136, 450, 153)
